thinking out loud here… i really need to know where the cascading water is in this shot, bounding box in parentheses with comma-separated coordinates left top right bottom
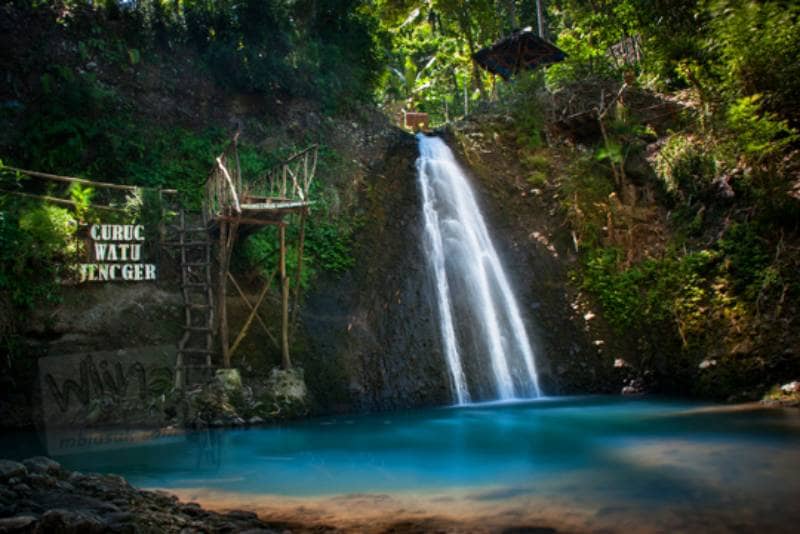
(416, 134, 541, 404)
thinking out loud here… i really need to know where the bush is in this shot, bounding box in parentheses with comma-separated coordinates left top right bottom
(0, 203, 75, 309)
(581, 247, 716, 343)
(560, 153, 616, 248)
(724, 95, 797, 162)
(717, 223, 772, 301)
(654, 134, 717, 200)
(707, 0, 800, 125)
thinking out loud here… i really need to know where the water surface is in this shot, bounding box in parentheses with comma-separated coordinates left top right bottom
(4, 396, 799, 532)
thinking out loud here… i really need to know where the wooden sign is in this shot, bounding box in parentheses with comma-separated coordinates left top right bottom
(78, 224, 157, 282)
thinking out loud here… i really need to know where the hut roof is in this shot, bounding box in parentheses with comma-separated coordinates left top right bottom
(473, 30, 567, 80)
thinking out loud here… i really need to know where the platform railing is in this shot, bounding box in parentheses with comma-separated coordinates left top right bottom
(243, 144, 318, 204)
(204, 134, 242, 222)
(204, 138, 318, 220)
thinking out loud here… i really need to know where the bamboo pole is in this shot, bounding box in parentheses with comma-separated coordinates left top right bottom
(175, 210, 187, 389)
(227, 271, 280, 350)
(290, 208, 307, 338)
(279, 223, 291, 369)
(218, 220, 237, 368)
(2, 166, 137, 192)
(0, 189, 126, 211)
(216, 157, 241, 213)
(218, 220, 228, 368)
(228, 272, 273, 359)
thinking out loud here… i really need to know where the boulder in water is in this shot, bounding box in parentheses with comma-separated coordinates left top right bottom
(621, 379, 645, 395)
(781, 380, 799, 393)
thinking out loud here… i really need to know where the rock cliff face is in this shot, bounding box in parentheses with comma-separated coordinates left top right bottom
(298, 124, 608, 410)
(298, 132, 453, 412)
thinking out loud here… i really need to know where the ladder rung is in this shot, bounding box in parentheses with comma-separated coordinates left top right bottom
(183, 262, 210, 267)
(185, 326, 212, 332)
(179, 348, 215, 354)
(182, 283, 207, 288)
(165, 241, 210, 246)
(186, 304, 210, 309)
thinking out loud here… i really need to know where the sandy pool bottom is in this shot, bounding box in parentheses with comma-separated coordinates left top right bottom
(165, 438, 800, 533)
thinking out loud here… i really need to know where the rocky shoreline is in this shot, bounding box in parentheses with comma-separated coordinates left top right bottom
(0, 457, 332, 533)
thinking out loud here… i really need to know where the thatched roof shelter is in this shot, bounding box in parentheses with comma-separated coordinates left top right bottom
(473, 30, 566, 80)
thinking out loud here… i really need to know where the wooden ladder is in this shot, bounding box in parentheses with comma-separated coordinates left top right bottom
(174, 210, 216, 388)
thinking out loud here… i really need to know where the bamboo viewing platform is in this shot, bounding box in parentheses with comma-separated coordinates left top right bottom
(172, 134, 318, 388)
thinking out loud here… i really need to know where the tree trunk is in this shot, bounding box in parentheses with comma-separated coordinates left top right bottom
(536, 0, 545, 38)
(456, 5, 486, 101)
(503, 0, 518, 31)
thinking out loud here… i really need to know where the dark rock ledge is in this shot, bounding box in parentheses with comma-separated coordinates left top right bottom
(0, 457, 334, 533)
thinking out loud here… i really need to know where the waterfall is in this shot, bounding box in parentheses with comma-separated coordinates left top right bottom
(416, 134, 542, 403)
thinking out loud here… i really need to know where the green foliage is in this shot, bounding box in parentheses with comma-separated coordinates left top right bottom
(374, 0, 507, 122)
(578, 218, 789, 356)
(724, 95, 797, 161)
(18, 205, 78, 259)
(706, 0, 800, 124)
(545, 0, 671, 88)
(241, 215, 354, 290)
(717, 223, 772, 300)
(304, 221, 356, 273)
(11, 1, 384, 115)
(179, 0, 383, 108)
(654, 134, 717, 200)
(8, 63, 228, 200)
(68, 183, 94, 223)
(508, 72, 547, 148)
(127, 127, 224, 205)
(127, 48, 141, 65)
(560, 153, 615, 247)
(0, 203, 73, 309)
(20, 67, 123, 175)
(581, 247, 717, 340)
(595, 142, 623, 166)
